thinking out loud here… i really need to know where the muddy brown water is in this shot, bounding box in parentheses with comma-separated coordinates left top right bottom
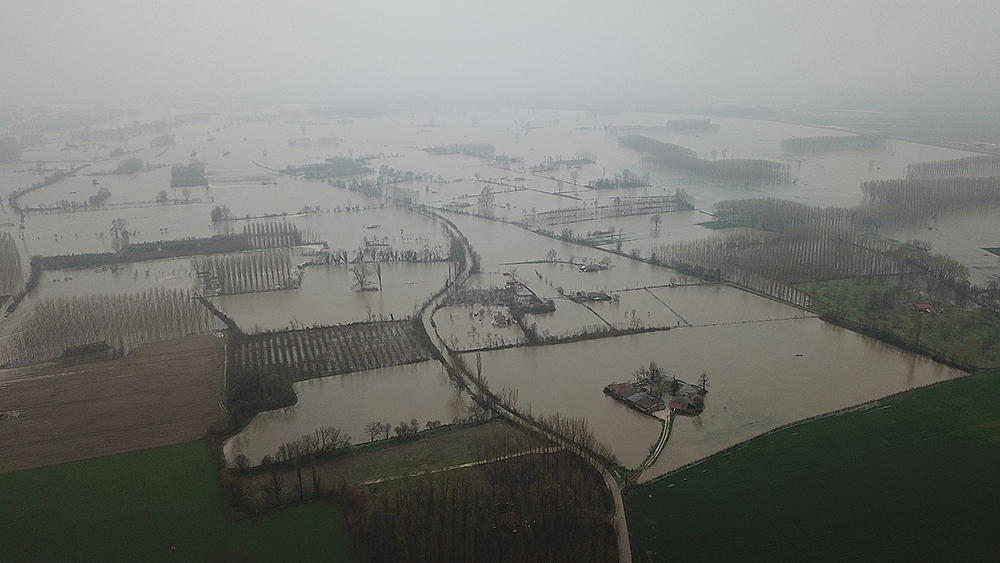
(0, 105, 988, 470)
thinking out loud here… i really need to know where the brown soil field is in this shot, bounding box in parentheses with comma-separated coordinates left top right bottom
(0, 334, 225, 473)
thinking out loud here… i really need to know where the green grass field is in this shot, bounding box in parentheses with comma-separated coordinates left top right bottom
(801, 277, 1000, 369)
(0, 441, 356, 563)
(628, 370, 1000, 562)
(319, 420, 528, 484)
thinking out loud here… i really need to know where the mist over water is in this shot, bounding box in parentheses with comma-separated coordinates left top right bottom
(2, 1, 998, 500)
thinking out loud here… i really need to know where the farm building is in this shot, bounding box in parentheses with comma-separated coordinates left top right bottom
(604, 383, 665, 414)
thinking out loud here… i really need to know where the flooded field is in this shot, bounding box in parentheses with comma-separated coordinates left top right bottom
(214, 261, 451, 332)
(2, 103, 992, 473)
(224, 360, 466, 465)
(470, 317, 962, 472)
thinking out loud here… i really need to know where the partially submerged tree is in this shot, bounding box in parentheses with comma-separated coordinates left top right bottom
(110, 218, 129, 253)
(350, 263, 375, 291)
(210, 205, 231, 222)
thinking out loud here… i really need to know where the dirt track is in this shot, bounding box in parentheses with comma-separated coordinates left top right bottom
(0, 334, 225, 473)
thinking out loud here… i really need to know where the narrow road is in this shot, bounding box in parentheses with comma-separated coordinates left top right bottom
(418, 208, 633, 563)
(357, 446, 562, 486)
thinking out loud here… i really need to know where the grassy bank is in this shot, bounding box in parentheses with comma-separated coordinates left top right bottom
(628, 369, 1000, 562)
(0, 441, 355, 563)
(801, 277, 1000, 369)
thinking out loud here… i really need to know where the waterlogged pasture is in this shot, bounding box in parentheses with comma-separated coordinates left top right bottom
(224, 360, 466, 465)
(213, 261, 452, 332)
(432, 304, 526, 351)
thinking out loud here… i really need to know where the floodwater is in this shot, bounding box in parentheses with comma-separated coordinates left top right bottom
(224, 360, 467, 465)
(214, 261, 452, 332)
(1, 104, 991, 471)
(0, 256, 199, 335)
(470, 317, 962, 472)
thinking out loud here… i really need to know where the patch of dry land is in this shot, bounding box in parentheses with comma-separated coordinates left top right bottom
(0, 334, 225, 473)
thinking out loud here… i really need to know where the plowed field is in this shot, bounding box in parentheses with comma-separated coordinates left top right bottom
(0, 334, 225, 473)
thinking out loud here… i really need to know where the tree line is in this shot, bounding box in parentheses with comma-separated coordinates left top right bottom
(647, 227, 910, 307)
(714, 197, 877, 232)
(587, 169, 651, 190)
(333, 177, 421, 207)
(779, 134, 885, 152)
(0, 288, 221, 366)
(241, 220, 312, 249)
(282, 156, 373, 179)
(604, 119, 716, 135)
(521, 192, 692, 228)
(906, 155, 1000, 179)
(641, 154, 790, 187)
(192, 248, 299, 295)
(620, 134, 789, 187)
(0, 232, 23, 296)
(169, 160, 207, 188)
(860, 176, 1000, 223)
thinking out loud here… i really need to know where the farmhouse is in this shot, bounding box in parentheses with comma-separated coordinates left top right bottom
(913, 303, 937, 313)
(604, 383, 665, 414)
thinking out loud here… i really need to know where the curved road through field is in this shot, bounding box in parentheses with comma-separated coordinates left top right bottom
(418, 208, 633, 563)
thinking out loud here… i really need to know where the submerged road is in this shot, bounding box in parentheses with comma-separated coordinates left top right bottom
(417, 208, 633, 563)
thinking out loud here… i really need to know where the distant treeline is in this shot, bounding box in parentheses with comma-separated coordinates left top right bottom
(170, 160, 207, 188)
(648, 227, 904, 306)
(670, 196, 981, 304)
(0, 232, 23, 295)
(525, 192, 692, 227)
(603, 119, 717, 135)
(150, 134, 176, 147)
(714, 198, 877, 232)
(192, 248, 299, 295)
(422, 143, 496, 159)
(68, 113, 212, 143)
(587, 169, 650, 190)
(780, 135, 885, 152)
(621, 135, 789, 186)
(34, 235, 254, 271)
(717, 173, 1000, 231)
(0, 289, 221, 366)
(861, 176, 1000, 223)
(906, 155, 1000, 179)
(241, 221, 313, 249)
(642, 155, 790, 186)
(619, 135, 697, 159)
(281, 157, 372, 179)
(332, 178, 421, 206)
(113, 157, 145, 175)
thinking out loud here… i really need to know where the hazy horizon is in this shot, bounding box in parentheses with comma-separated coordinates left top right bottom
(2, 1, 998, 111)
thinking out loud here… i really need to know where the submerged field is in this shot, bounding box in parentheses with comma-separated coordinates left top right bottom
(0, 441, 356, 563)
(628, 369, 1000, 562)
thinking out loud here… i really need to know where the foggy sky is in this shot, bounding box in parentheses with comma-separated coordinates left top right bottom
(2, 0, 998, 109)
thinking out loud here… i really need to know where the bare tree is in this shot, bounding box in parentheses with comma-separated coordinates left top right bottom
(110, 218, 129, 253)
(365, 421, 384, 442)
(350, 263, 374, 291)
